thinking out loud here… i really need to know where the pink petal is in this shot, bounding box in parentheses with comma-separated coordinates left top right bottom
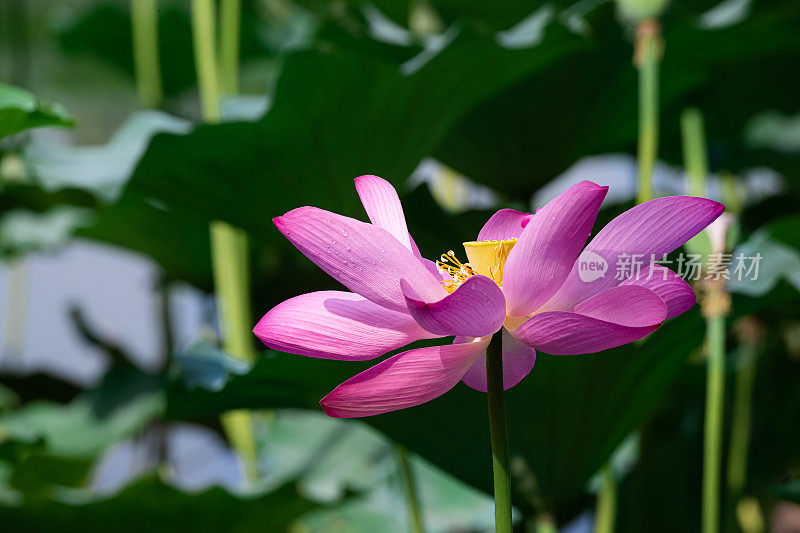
(274, 207, 447, 313)
(320, 338, 490, 418)
(503, 181, 609, 317)
(410, 235, 451, 283)
(461, 329, 536, 392)
(573, 285, 667, 327)
(254, 291, 438, 361)
(401, 275, 506, 337)
(544, 196, 724, 310)
(477, 209, 532, 241)
(511, 311, 660, 355)
(354, 175, 412, 250)
(620, 265, 696, 319)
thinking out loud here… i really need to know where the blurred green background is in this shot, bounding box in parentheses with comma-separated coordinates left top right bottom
(1, 0, 799, 531)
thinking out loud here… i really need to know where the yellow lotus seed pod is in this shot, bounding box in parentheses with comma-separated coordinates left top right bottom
(462, 239, 517, 286)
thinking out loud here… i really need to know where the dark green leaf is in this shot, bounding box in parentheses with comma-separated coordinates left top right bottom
(58, 1, 308, 99)
(124, 26, 581, 236)
(0, 476, 319, 532)
(436, 1, 800, 201)
(69, 27, 578, 291)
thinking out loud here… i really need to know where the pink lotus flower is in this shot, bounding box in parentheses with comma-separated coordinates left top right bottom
(254, 176, 724, 418)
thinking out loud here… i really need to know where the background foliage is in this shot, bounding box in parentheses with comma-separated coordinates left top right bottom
(1, 0, 799, 531)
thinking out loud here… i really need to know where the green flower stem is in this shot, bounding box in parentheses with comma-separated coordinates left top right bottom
(681, 108, 713, 256)
(131, 0, 169, 370)
(727, 336, 759, 495)
(209, 222, 254, 366)
(396, 445, 425, 533)
(213, 221, 258, 481)
(487, 333, 513, 533)
(680, 103, 729, 533)
(594, 465, 617, 533)
(191, 0, 221, 123)
(703, 312, 726, 533)
(131, 0, 162, 108)
(219, 0, 240, 96)
(191, 0, 257, 481)
(681, 108, 708, 197)
(635, 19, 661, 205)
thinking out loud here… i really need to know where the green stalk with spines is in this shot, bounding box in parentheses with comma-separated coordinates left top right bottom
(594, 466, 617, 533)
(131, 0, 162, 108)
(635, 19, 661, 205)
(681, 108, 712, 260)
(681, 107, 728, 533)
(681, 108, 708, 197)
(396, 446, 425, 533)
(191, 0, 220, 123)
(219, 0, 240, 96)
(703, 311, 726, 533)
(726, 336, 758, 496)
(487, 333, 513, 533)
(726, 296, 759, 532)
(191, 0, 257, 481)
